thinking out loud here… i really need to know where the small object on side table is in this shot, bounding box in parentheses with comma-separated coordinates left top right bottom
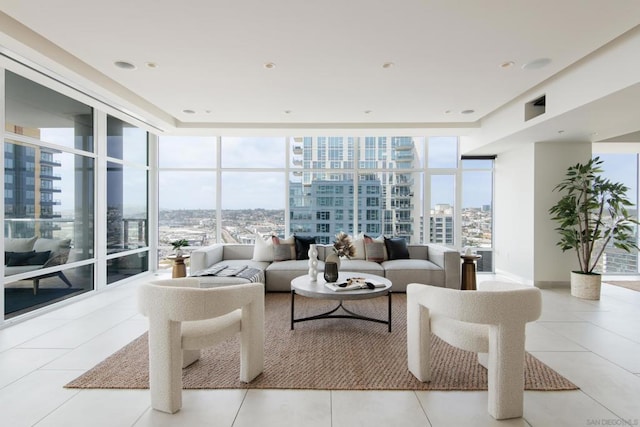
(168, 254, 190, 278)
(460, 254, 481, 290)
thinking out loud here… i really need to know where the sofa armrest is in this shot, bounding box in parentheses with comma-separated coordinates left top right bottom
(426, 244, 461, 289)
(190, 244, 224, 273)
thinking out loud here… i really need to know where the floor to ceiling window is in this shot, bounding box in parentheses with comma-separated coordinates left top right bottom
(3, 71, 95, 318)
(461, 157, 494, 272)
(105, 116, 149, 284)
(592, 153, 639, 274)
(157, 135, 495, 271)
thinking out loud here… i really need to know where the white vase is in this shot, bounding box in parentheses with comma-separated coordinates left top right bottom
(570, 271, 601, 300)
(325, 252, 341, 270)
(308, 244, 318, 281)
(175, 248, 183, 257)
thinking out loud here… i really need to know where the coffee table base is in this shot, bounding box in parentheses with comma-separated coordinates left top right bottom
(290, 290, 392, 332)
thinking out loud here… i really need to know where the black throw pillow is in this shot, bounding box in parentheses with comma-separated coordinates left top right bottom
(384, 237, 410, 260)
(6, 251, 36, 266)
(294, 235, 316, 260)
(26, 250, 51, 265)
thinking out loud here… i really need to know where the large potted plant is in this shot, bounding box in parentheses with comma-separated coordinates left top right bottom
(549, 157, 638, 300)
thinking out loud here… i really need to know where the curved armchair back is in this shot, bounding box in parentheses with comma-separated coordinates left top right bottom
(138, 278, 264, 322)
(412, 284, 541, 326)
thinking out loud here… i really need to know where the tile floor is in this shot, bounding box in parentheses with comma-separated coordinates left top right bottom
(1, 273, 639, 427)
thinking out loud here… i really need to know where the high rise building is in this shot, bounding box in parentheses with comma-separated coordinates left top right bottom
(4, 129, 63, 239)
(430, 204, 454, 245)
(289, 136, 419, 242)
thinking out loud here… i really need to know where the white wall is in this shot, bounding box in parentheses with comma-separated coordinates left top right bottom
(494, 144, 535, 284)
(494, 140, 592, 286)
(534, 142, 591, 285)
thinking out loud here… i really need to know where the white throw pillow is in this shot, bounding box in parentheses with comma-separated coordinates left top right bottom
(4, 236, 38, 253)
(252, 235, 274, 262)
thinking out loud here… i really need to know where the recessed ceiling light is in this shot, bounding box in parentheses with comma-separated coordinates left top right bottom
(444, 110, 451, 114)
(382, 62, 394, 69)
(364, 110, 372, 114)
(522, 58, 552, 70)
(145, 62, 158, 69)
(499, 61, 515, 69)
(182, 109, 196, 114)
(558, 130, 565, 134)
(205, 110, 211, 114)
(283, 110, 292, 114)
(114, 61, 136, 70)
(264, 62, 276, 69)
(461, 109, 475, 115)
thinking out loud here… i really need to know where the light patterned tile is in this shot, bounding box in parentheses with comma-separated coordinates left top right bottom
(332, 390, 429, 427)
(233, 389, 331, 427)
(133, 389, 246, 427)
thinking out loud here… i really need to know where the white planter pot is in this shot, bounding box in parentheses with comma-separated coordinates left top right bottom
(570, 271, 601, 300)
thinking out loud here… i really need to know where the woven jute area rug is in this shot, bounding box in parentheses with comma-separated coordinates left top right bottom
(65, 293, 577, 391)
(605, 281, 640, 292)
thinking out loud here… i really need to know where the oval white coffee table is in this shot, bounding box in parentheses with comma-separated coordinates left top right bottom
(290, 272, 392, 332)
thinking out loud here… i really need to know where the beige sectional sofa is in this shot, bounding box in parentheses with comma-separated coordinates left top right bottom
(190, 241, 461, 292)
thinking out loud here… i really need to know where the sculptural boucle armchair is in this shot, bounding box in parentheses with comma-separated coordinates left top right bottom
(406, 281, 542, 420)
(138, 278, 264, 413)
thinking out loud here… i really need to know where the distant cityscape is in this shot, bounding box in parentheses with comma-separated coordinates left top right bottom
(158, 206, 494, 269)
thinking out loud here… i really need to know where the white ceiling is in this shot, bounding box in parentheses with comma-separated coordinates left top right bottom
(1, 0, 640, 135)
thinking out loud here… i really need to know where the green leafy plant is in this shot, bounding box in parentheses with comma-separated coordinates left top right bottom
(170, 239, 189, 250)
(549, 157, 638, 274)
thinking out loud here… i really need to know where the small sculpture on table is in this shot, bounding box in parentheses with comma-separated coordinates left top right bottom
(308, 243, 319, 281)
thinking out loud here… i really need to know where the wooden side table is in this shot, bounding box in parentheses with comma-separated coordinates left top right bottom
(460, 254, 482, 290)
(167, 255, 190, 278)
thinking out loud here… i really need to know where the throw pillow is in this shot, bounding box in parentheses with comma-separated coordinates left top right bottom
(26, 250, 51, 265)
(33, 238, 71, 255)
(294, 235, 316, 260)
(384, 236, 410, 260)
(6, 251, 36, 266)
(363, 235, 385, 263)
(4, 236, 38, 253)
(271, 236, 295, 262)
(350, 234, 366, 260)
(252, 235, 274, 262)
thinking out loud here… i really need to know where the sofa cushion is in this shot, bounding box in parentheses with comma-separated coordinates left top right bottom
(383, 259, 445, 292)
(4, 265, 42, 276)
(252, 235, 274, 262)
(384, 237, 410, 260)
(338, 259, 385, 275)
(294, 235, 316, 260)
(265, 259, 315, 292)
(4, 236, 38, 253)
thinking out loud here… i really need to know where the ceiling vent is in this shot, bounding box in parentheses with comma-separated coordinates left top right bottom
(525, 95, 546, 121)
